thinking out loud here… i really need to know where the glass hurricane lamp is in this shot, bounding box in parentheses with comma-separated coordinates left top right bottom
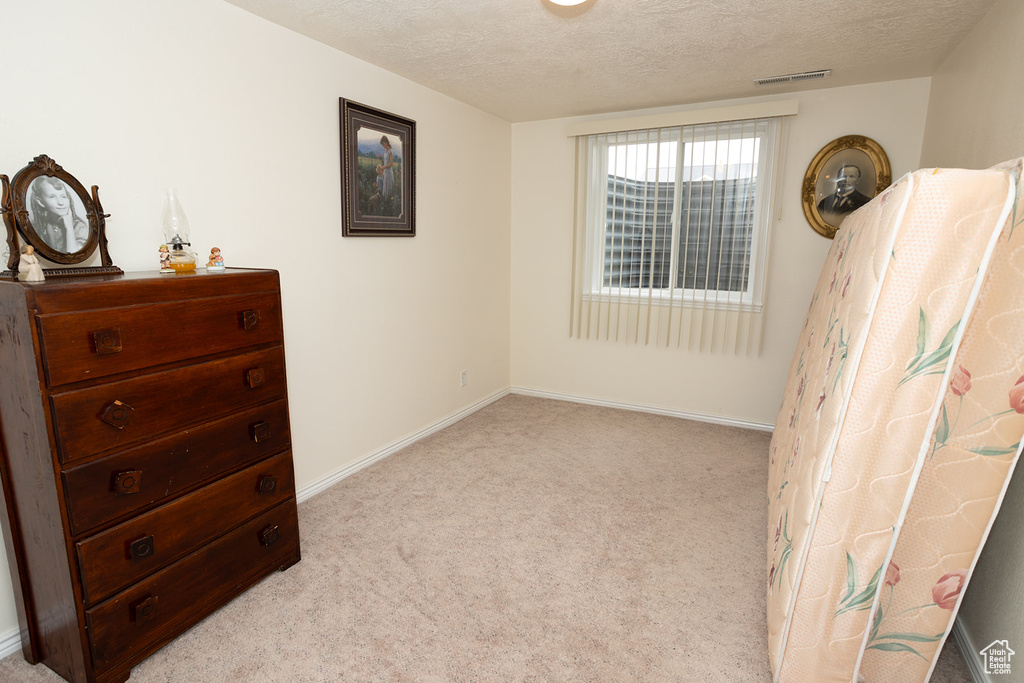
(162, 188, 197, 273)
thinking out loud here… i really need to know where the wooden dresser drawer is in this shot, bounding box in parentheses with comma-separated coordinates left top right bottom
(62, 399, 292, 535)
(51, 347, 286, 464)
(86, 501, 299, 673)
(0, 270, 300, 683)
(37, 292, 283, 387)
(76, 451, 295, 605)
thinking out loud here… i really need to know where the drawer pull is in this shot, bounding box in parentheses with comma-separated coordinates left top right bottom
(247, 368, 266, 389)
(252, 421, 272, 443)
(133, 595, 159, 624)
(101, 401, 135, 430)
(257, 475, 278, 496)
(114, 470, 142, 495)
(260, 525, 279, 547)
(130, 535, 155, 562)
(93, 329, 123, 355)
(242, 309, 261, 331)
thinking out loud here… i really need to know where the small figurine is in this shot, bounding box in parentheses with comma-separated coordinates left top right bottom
(18, 245, 44, 282)
(159, 244, 173, 273)
(206, 246, 225, 271)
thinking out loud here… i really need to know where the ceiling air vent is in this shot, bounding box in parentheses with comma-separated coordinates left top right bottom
(754, 69, 831, 86)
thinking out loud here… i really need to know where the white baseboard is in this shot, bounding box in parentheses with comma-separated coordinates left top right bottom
(296, 388, 511, 503)
(0, 626, 21, 660)
(509, 386, 776, 432)
(295, 385, 773, 506)
(952, 617, 989, 683)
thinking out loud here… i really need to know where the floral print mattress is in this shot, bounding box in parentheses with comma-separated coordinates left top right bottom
(767, 160, 1024, 682)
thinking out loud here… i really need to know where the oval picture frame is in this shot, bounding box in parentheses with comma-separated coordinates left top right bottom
(2, 155, 119, 277)
(12, 155, 100, 264)
(801, 135, 891, 239)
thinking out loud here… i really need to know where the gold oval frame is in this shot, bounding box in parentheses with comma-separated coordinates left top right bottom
(801, 135, 891, 239)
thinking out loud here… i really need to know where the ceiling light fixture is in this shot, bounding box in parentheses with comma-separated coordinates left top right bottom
(543, 0, 595, 17)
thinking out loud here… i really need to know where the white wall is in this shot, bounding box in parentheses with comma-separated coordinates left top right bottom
(919, 0, 1024, 674)
(0, 0, 511, 643)
(510, 79, 931, 425)
(920, 0, 1024, 169)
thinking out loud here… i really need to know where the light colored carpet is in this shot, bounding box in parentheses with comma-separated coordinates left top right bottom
(0, 395, 971, 681)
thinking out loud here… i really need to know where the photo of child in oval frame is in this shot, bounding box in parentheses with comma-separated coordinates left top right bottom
(26, 176, 91, 254)
(2, 154, 122, 278)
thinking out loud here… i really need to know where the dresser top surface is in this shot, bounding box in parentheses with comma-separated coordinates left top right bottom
(0, 268, 281, 313)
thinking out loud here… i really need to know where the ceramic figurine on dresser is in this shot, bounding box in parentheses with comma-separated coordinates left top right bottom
(207, 246, 225, 271)
(158, 245, 172, 273)
(18, 245, 44, 282)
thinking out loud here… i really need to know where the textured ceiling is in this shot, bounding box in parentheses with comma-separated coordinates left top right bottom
(222, 0, 997, 123)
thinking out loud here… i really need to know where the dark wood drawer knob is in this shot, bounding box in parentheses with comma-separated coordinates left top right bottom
(247, 368, 266, 389)
(252, 421, 272, 443)
(257, 475, 278, 496)
(242, 309, 261, 331)
(260, 525, 279, 547)
(130, 535, 155, 562)
(93, 329, 123, 355)
(101, 401, 135, 430)
(114, 470, 142, 496)
(133, 596, 158, 624)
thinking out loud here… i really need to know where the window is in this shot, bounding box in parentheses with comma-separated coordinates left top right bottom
(570, 113, 786, 352)
(587, 118, 779, 309)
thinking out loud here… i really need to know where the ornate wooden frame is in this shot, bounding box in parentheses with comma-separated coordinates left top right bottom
(339, 99, 416, 237)
(1, 155, 121, 278)
(801, 136, 891, 239)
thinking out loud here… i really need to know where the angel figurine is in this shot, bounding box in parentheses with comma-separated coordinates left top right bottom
(18, 245, 45, 282)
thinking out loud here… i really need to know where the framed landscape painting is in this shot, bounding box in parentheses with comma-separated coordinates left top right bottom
(339, 99, 416, 237)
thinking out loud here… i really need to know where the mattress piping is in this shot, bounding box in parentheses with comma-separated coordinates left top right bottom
(847, 169, 1015, 679)
(852, 169, 1017, 682)
(774, 172, 914, 682)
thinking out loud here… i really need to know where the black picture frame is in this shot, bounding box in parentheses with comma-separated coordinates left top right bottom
(1, 154, 120, 278)
(339, 99, 416, 237)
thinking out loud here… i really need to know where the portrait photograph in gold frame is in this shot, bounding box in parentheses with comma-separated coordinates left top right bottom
(801, 136, 891, 239)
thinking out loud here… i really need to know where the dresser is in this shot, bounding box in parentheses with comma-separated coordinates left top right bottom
(0, 268, 301, 683)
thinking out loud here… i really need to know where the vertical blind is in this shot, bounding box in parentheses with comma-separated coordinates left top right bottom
(569, 114, 786, 354)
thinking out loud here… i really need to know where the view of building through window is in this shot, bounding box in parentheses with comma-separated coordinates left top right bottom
(596, 122, 771, 307)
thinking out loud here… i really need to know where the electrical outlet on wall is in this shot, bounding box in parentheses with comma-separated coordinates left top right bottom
(460, 370, 468, 387)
